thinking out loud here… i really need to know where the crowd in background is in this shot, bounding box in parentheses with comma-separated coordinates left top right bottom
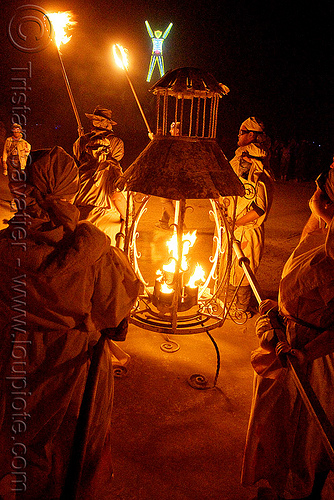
(270, 137, 332, 182)
(0, 119, 333, 185)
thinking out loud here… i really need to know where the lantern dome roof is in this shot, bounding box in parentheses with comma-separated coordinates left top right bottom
(149, 67, 230, 98)
(117, 136, 244, 199)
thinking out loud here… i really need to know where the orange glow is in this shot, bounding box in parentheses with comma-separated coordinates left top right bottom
(48, 11, 76, 49)
(160, 282, 174, 294)
(164, 231, 197, 273)
(113, 44, 129, 71)
(156, 231, 205, 288)
(187, 263, 205, 288)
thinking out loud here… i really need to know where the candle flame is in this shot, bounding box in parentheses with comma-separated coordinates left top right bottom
(48, 11, 76, 49)
(113, 44, 129, 71)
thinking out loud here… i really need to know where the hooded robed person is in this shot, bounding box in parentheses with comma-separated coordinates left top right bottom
(73, 106, 127, 245)
(218, 117, 274, 318)
(241, 164, 334, 499)
(0, 146, 140, 499)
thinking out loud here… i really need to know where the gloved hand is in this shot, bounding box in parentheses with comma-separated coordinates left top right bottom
(255, 299, 286, 352)
(258, 298, 278, 315)
(101, 317, 129, 341)
(255, 314, 278, 351)
(275, 341, 307, 364)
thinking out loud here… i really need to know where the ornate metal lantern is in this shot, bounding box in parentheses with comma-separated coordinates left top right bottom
(118, 67, 245, 336)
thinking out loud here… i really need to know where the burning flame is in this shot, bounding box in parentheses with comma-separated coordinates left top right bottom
(160, 282, 174, 294)
(157, 231, 205, 288)
(113, 44, 129, 71)
(187, 263, 206, 288)
(48, 11, 76, 49)
(164, 232, 197, 274)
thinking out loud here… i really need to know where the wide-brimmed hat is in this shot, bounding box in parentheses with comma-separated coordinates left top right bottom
(85, 105, 117, 131)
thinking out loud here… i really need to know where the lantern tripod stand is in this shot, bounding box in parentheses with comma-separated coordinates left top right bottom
(118, 192, 251, 390)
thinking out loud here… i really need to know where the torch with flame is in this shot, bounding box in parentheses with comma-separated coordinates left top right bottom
(47, 11, 84, 135)
(48, 11, 75, 49)
(113, 44, 153, 140)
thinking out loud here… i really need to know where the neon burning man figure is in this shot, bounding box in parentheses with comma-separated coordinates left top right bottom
(145, 20, 173, 82)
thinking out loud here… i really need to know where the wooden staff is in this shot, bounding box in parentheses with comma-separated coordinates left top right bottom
(233, 239, 334, 464)
(113, 44, 153, 139)
(61, 234, 125, 499)
(60, 332, 107, 500)
(57, 49, 84, 137)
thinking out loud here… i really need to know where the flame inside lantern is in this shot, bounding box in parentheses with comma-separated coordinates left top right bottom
(113, 44, 129, 71)
(164, 232, 197, 274)
(48, 11, 76, 49)
(157, 231, 205, 289)
(187, 263, 206, 288)
(160, 282, 174, 294)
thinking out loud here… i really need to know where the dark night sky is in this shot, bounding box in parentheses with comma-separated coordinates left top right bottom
(0, 0, 333, 169)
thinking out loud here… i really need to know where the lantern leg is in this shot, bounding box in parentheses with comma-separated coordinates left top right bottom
(160, 334, 180, 353)
(187, 328, 221, 390)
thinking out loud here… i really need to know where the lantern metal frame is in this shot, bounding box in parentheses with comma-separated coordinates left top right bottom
(118, 67, 247, 336)
(124, 195, 226, 335)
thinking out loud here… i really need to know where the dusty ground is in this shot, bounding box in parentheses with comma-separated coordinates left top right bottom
(1, 175, 333, 500)
(256, 180, 315, 300)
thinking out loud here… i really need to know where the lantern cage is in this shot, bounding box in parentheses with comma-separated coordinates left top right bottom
(117, 68, 248, 336)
